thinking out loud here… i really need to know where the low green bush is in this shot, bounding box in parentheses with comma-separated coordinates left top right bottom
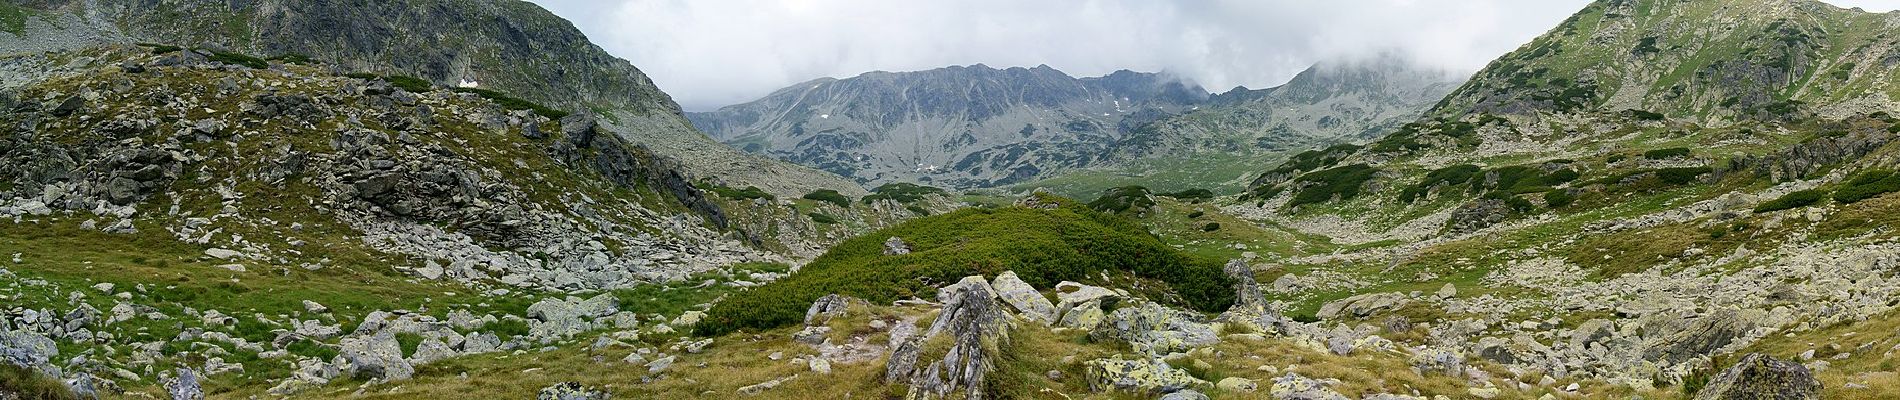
(1186, 211, 1205, 219)
(701, 183, 775, 201)
(450, 87, 569, 119)
(1833, 170, 1900, 204)
(384, 75, 434, 93)
(1159, 188, 1215, 202)
(1655, 167, 1712, 185)
(140, 43, 184, 54)
(1644, 147, 1692, 160)
(1754, 189, 1826, 212)
(205, 49, 269, 69)
(1288, 164, 1378, 208)
(1544, 189, 1575, 208)
(697, 194, 1234, 336)
(807, 212, 839, 224)
(802, 189, 852, 208)
(861, 182, 947, 203)
(1088, 186, 1156, 214)
(1400, 164, 1481, 203)
(1201, 222, 1221, 232)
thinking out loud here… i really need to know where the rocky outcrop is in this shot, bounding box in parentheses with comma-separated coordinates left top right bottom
(1218, 259, 1281, 333)
(1694, 353, 1820, 400)
(884, 276, 1013, 399)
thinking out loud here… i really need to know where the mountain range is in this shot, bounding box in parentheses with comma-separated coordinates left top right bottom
(690, 57, 1463, 190)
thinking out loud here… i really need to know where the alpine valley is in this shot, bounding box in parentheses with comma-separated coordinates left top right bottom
(0, 0, 1897, 400)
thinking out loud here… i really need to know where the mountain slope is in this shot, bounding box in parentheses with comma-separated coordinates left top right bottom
(689, 65, 1208, 188)
(1436, 0, 1900, 122)
(0, 0, 861, 197)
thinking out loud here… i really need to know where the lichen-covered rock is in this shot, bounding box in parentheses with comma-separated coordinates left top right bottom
(1269, 373, 1348, 400)
(1058, 299, 1107, 329)
(537, 381, 610, 400)
(1316, 292, 1409, 320)
(1090, 302, 1219, 355)
(1216, 376, 1259, 392)
(991, 271, 1057, 323)
(1082, 356, 1209, 394)
(1693, 353, 1820, 400)
(1052, 281, 1121, 329)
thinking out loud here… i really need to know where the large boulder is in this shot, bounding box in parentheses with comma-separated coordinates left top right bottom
(991, 271, 1057, 323)
(1316, 292, 1409, 320)
(1642, 309, 1757, 365)
(1082, 356, 1208, 394)
(804, 294, 854, 325)
(340, 332, 415, 381)
(1693, 353, 1820, 400)
(166, 368, 204, 400)
(1090, 302, 1218, 355)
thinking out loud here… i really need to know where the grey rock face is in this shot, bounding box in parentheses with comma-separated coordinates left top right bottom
(0, 329, 57, 371)
(340, 332, 415, 381)
(1694, 353, 1820, 400)
(165, 367, 204, 400)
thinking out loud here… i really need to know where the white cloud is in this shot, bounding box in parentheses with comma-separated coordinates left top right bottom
(527, 0, 1895, 111)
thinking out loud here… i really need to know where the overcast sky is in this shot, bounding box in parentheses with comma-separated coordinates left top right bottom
(526, 0, 1899, 111)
